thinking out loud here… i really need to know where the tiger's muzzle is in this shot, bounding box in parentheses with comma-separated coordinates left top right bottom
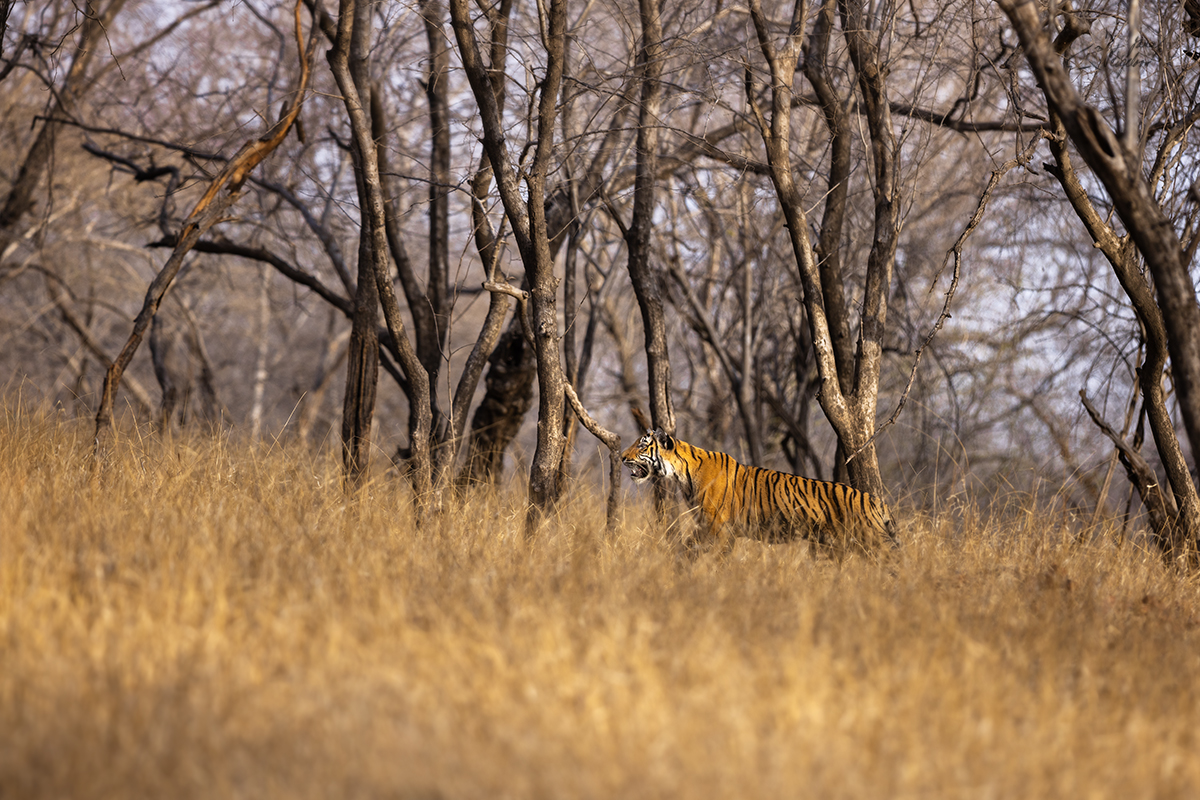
(625, 459, 652, 483)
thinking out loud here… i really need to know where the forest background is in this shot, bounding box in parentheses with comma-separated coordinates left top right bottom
(2, 0, 1200, 538)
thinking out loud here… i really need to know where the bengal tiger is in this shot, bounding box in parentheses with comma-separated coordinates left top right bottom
(622, 429, 898, 557)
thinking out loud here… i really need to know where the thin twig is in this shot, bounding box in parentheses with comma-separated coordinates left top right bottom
(846, 133, 1046, 464)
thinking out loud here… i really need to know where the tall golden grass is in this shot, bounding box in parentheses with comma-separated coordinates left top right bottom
(2, 405, 1198, 799)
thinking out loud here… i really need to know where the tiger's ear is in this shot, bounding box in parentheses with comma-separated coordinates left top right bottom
(653, 429, 675, 450)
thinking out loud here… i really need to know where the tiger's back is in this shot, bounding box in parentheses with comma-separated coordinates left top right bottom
(622, 429, 897, 556)
(717, 457, 896, 550)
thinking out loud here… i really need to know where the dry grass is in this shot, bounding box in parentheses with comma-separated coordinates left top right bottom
(2, 406, 1199, 799)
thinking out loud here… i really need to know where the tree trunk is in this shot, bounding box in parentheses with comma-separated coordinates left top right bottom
(249, 264, 271, 439)
(340, 230, 381, 486)
(998, 0, 1200, 482)
(420, 0, 452, 411)
(808, 6, 854, 487)
(458, 328, 533, 485)
(836, 0, 899, 498)
(329, 0, 434, 498)
(450, 0, 569, 520)
(999, 0, 1200, 559)
(624, 0, 677, 510)
(745, 0, 895, 497)
(803, 0, 855, 397)
(522, 0, 569, 518)
(626, 0, 674, 437)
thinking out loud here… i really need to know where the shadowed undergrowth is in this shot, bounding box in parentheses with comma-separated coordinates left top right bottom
(1, 407, 1198, 799)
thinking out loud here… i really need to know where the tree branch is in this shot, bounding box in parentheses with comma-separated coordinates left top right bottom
(92, 0, 320, 458)
(849, 134, 1046, 463)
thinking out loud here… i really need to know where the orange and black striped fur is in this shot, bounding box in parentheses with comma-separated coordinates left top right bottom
(622, 429, 898, 556)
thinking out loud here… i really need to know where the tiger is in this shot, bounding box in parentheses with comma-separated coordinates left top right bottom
(622, 429, 898, 557)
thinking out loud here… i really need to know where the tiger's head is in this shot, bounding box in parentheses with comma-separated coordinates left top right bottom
(621, 429, 678, 484)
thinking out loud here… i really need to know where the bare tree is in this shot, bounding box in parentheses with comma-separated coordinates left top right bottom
(740, 0, 901, 496)
(92, 0, 318, 456)
(451, 0, 570, 516)
(327, 0, 434, 497)
(149, 298, 221, 431)
(623, 0, 674, 438)
(997, 0, 1200, 559)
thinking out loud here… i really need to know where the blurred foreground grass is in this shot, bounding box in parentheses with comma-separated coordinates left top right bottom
(1, 406, 1198, 799)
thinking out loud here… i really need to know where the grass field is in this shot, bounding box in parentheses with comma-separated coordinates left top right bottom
(2, 406, 1199, 799)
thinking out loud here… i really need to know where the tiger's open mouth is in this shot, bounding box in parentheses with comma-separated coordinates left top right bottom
(625, 460, 651, 482)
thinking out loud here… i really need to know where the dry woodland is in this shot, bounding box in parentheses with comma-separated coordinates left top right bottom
(2, 407, 1198, 800)
(5, 0, 1200, 795)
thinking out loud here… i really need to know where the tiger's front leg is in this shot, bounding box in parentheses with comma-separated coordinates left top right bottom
(707, 508, 737, 558)
(716, 534, 738, 558)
